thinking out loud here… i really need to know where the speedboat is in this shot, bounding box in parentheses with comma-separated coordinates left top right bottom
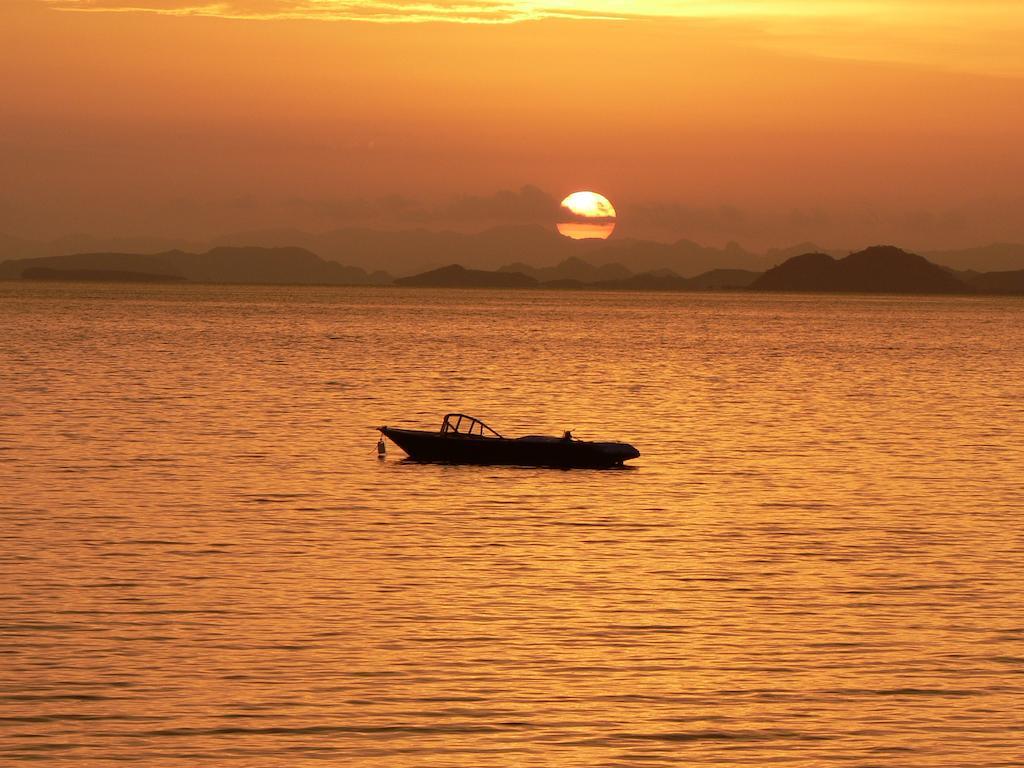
(378, 414, 639, 469)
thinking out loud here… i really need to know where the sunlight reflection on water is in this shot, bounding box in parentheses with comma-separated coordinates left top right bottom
(1, 283, 1022, 765)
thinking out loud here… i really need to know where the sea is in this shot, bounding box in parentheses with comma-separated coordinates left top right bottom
(2, 282, 1022, 766)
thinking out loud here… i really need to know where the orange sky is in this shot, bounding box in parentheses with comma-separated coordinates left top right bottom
(2, 0, 1023, 249)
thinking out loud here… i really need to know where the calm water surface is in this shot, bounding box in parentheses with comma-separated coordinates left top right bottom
(2, 283, 1023, 766)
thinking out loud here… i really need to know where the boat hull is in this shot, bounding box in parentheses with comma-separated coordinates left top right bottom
(380, 427, 639, 469)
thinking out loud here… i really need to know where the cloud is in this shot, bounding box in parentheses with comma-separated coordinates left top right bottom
(39, 0, 623, 23)
(284, 185, 562, 226)
(621, 202, 747, 233)
(446, 185, 561, 222)
(266, 189, 1014, 249)
(39, 1, 1024, 23)
(41, 1, 1024, 75)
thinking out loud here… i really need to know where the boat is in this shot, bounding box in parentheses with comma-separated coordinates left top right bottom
(378, 414, 640, 469)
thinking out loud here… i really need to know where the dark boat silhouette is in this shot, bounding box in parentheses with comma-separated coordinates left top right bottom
(379, 414, 640, 468)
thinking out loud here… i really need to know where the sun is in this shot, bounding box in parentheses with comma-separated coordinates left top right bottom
(557, 191, 617, 240)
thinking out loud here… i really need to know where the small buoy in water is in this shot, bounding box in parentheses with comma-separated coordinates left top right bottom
(377, 436, 386, 457)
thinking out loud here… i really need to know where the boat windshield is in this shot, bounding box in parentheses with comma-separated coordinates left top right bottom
(440, 413, 503, 438)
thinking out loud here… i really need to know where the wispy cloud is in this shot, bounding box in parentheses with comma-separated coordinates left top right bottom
(40, 0, 625, 23)
(284, 185, 561, 225)
(38, 1, 1024, 75)
(41, 1, 1018, 25)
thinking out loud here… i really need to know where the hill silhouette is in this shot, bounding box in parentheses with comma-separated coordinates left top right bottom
(2, 235, 1019, 294)
(579, 237, 764, 277)
(588, 269, 693, 291)
(751, 246, 972, 293)
(962, 269, 1024, 294)
(394, 264, 538, 288)
(202, 225, 771, 277)
(688, 269, 761, 289)
(1, 251, 182, 280)
(209, 225, 582, 277)
(394, 264, 758, 292)
(923, 243, 1024, 273)
(565, 267, 756, 291)
(0, 247, 390, 285)
(499, 256, 631, 283)
(6, 227, 1024, 277)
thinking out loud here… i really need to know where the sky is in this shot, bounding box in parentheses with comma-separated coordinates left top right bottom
(2, 0, 1023, 250)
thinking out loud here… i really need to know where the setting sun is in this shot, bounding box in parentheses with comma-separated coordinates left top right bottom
(557, 191, 617, 240)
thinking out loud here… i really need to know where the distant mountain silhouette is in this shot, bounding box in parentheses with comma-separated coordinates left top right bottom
(0, 232, 41, 261)
(588, 270, 694, 292)
(580, 238, 765, 277)
(577, 268, 758, 291)
(923, 243, 1024, 273)
(962, 269, 1024, 294)
(764, 241, 840, 262)
(212, 225, 581, 277)
(394, 263, 761, 292)
(21, 267, 187, 283)
(496, 257, 758, 289)
(6, 227, 1024, 277)
(203, 225, 770, 277)
(0, 247, 389, 285)
(0, 232, 203, 263)
(499, 256, 631, 283)
(4, 229, 1023, 293)
(0, 251, 184, 280)
(0, 227, 786, 278)
(174, 247, 387, 284)
(688, 269, 761, 289)
(751, 246, 972, 293)
(394, 264, 538, 288)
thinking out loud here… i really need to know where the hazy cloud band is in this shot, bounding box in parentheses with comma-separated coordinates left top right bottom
(41, 0, 624, 23)
(40, 1, 1024, 25)
(40, 1, 1024, 76)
